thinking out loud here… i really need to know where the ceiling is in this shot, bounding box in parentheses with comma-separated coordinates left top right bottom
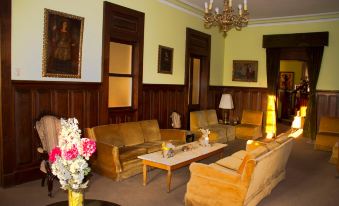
(178, 0, 339, 19)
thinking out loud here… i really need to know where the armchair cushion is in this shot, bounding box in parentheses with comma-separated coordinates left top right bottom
(241, 110, 263, 126)
(119, 122, 144, 146)
(315, 117, 339, 151)
(235, 124, 262, 140)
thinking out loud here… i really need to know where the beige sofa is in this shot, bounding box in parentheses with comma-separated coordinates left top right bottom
(185, 132, 294, 206)
(85, 120, 187, 181)
(190, 109, 235, 143)
(314, 117, 339, 151)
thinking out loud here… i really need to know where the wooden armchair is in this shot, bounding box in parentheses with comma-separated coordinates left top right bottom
(35, 115, 60, 197)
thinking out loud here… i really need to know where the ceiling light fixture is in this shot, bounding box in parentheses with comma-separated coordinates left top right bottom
(204, 0, 249, 35)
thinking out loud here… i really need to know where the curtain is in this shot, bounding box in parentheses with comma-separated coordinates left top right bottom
(265, 48, 281, 136)
(303, 47, 324, 140)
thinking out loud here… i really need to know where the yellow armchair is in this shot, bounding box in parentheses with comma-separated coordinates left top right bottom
(315, 117, 339, 151)
(235, 110, 263, 140)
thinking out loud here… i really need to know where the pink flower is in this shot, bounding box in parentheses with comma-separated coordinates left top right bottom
(81, 138, 96, 158)
(63, 145, 79, 160)
(49, 147, 61, 163)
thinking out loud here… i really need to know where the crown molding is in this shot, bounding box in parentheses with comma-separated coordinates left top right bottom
(159, 0, 339, 26)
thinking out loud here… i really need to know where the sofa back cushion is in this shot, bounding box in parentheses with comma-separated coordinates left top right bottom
(190, 111, 208, 131)
(119, 122, 144, 146)
(92, 124, 121, 145)
(205, 110, 218, 125)
(140, 120, 161, 142)
(319, 117, 339, 134)
(241, 110, 263, 126)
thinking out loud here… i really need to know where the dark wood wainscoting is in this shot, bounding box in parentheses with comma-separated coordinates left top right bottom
(208, 86, 268, 122)
(3, 81, 101, 186)
(316, 90, 339, 126)
(142, 84, 186, 129)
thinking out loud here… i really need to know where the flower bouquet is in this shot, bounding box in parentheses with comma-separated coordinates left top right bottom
(49, 118, 96, 206)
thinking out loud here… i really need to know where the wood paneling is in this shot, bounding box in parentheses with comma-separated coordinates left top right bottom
(1, 81, 101, 186)
(316, 90, 339, 128)
(142, 84, 186, 129)
(208, 86, 268, 122)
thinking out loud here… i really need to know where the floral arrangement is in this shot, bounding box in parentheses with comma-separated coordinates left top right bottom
(161, 141, 175, 158)
(49, 118, 96, 191)
(199, 128, 210, 147)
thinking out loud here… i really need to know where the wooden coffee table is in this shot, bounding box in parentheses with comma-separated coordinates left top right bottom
(138, 142, 227, 192)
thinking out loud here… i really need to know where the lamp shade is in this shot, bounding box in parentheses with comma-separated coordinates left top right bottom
(219, 94, 234, 109)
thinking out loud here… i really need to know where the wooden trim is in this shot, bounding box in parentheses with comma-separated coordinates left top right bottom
(263, 32, 329, 48)
(108, 73, 132, 77)
(316, 90, 339, 93)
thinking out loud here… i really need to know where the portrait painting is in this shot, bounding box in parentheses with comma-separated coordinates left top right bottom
(42, 9, 84, 78)
(158, 45, 173, 74)
(279, 72, 294, 90)
(232, 60, 258, 82)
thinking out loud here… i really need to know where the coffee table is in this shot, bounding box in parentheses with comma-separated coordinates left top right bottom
(138, 142, 227, 192)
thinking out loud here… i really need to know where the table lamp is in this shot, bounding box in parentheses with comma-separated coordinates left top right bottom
(219, 94, 234, 124)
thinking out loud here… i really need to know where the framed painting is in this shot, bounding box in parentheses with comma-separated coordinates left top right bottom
(158, 45, 173, 74)
(279, 72, 294, 90)
(232, 60, 258, 82)
(42, 9, 84, 78)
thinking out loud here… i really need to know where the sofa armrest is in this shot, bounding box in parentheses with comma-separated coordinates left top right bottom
(160, 129, 187, 142)
(95, 141, 123, 173)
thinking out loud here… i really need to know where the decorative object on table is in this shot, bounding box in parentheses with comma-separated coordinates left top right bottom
(279, 72, 294, 90)
(199, 128, 210, 147)
(232, 60, 258, 82)
(170, 111, 181, 128)
(219, 93, 234, 124)
(42, 9, 84, 78)
(162, 142, 175, 158)
(203, 0, 249, 36)
(158, 45, 173, 74)
(49, 118, 96, 206)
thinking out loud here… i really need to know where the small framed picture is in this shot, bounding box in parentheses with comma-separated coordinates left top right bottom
(279, 72, 294, 90)
(42, 9, 84, 78)
(158, 45, 173, 74)
(232, 60, 258, 82)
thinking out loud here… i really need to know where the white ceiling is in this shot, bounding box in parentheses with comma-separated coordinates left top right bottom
(178, 0, 339, 19)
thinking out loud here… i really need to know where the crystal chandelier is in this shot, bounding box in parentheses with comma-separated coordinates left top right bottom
(204, 0, 249, 35)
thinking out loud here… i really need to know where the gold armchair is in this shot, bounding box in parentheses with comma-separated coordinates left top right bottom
(35, 115, 60, 197)
(235, 110, 263, 140)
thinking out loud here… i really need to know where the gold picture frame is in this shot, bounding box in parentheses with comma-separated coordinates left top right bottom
(42, 9, 84, 78)
(232, 60, 258, 82)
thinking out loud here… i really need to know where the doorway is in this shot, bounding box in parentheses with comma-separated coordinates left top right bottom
(277, 60, 309, 124)
(185, 28, 211, 129)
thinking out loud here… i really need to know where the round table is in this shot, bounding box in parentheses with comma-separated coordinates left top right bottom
(47, 199, 120, 206)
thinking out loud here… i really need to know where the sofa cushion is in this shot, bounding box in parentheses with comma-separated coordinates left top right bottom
(136, 142, 162, 153)
(265, 141, 280, 151)
(249, 146, 268, 158)
(275, 134, 291, 144)
(319, 117, 339, 133)
(231, 150, 248, 160)
(92, 124, 122, 145)
(119, 122, 144, 146)
(140, 120, 161, 142)
(205, 110, 218, 125)
(119, 146, 147, 162)
(190, 111, 208, 131)
(216, 156, 243, 171)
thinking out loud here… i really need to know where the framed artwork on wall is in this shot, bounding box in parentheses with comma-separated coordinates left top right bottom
(42, 9, 84, 78)
(232, 60, 258, 82)
(158, 45, 173, 74)
(279, 72, 294, 90)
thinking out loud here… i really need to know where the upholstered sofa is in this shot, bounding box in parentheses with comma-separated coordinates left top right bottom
(85, 120, 187, 181)
(235, 110, 263, 140)
(314, 116, 339, 151)
(190, 109, 235, 143)
(185, 132, 294, 206)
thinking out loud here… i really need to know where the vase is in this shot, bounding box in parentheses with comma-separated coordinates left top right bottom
(68, 189, 84, 206)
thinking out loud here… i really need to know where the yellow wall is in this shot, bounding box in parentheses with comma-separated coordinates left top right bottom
(223, 20, 339, 90)
(280, 60, 304, 86)
(12, 0, 225, 85)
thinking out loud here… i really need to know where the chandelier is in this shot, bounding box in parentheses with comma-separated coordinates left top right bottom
(204, 0, 249, 35)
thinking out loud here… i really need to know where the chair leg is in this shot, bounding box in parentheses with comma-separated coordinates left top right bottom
(47, 174, 55, 197)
